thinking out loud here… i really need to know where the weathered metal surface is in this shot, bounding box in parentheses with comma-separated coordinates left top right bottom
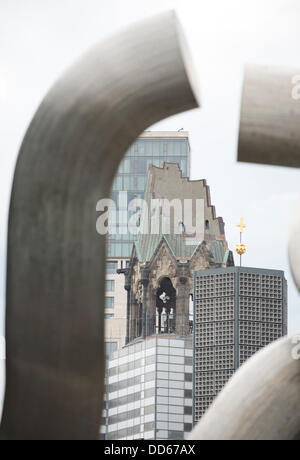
(238, 64, 300, 168)
(0, 11, 199, 440)
(190, 336, 300, 440)
(288, 196, 300, 296)
(238, 63, 300, 318)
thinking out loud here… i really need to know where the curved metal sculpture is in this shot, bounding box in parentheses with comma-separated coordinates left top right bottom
(238, 64, 300, 169)
(238, 64, 300, 300)
(0, 11, 199, 440)
(190, 336, 300, 440)
(1, 17, 299, 441)
(190, 64, 300, 441)
(289, 200, 300, 292)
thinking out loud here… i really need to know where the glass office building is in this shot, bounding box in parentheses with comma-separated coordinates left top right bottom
(107, 131, 191, 259)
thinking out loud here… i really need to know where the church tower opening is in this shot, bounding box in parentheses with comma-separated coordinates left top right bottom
(155, 277, 176, 334)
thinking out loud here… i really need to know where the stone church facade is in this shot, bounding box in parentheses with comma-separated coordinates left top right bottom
(119, 163, 234, 344)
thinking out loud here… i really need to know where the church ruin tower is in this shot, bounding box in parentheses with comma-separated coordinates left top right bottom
(119, 163, 234, 344)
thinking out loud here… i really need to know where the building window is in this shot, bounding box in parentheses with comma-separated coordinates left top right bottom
(184, 406, 192, 415)
(133, 159, 139, 171)
(184, 423, 193, 432)
(106, 261, 118, 274)
(178, 221, 185, 234)
(104, 314, 114, 319)
(185, 373, 192, 382)
(105, 297, 114, 309)
(205, 220, 210, 231)
(106, 280, 115, 292)
(105, 342, 118, 357)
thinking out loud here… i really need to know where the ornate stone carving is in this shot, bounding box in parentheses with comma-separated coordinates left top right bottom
(135, 283, 143, 304)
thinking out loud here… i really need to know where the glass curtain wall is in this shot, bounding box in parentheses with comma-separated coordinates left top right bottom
(107, 138, 190, 258)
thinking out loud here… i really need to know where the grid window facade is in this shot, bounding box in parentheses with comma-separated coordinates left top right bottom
(194, 348, 214, 373)
(261, 323, 283, 346)
(239, 297, 261, 321)
(193, 267, 287, 424)
(262, 299, 282, 323)
(215, 297, 235, 321)
(194, 323, 214, 347)
(215, 370, 234, 394)
(215, 346, 234, 370)
(215, 322, 234, 346)
(239, 345, 260, 366)
(194, 396, 214, 419)
(239, 321, 261, 346)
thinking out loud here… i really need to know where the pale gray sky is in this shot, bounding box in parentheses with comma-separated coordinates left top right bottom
(1, 0, 300, 407)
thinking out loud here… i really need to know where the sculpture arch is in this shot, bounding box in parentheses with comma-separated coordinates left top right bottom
(0, 11, 199, 440)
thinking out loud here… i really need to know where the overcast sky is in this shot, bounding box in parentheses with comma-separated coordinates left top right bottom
(1, 0, 300, 409)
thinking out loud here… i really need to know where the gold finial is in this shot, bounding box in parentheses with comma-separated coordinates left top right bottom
(236, 218, 246, 266)
(237, 217, 246, 233)
(236, 243, 246, 255)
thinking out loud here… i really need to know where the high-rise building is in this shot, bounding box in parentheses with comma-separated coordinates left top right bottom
(193, 266, 288, 423)
(101, 335, 193, 441)
(105, 132, 191, 351)
(107, 131, 191, 259)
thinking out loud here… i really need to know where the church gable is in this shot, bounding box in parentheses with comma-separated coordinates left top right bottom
(189, 242, 221, 275)
(148, 239, 177, 289)
(189, 243, 212, 276)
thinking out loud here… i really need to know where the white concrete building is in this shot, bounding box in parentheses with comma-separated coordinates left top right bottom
(105, 260, 128, 353)
(101, 335, 193, 440)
